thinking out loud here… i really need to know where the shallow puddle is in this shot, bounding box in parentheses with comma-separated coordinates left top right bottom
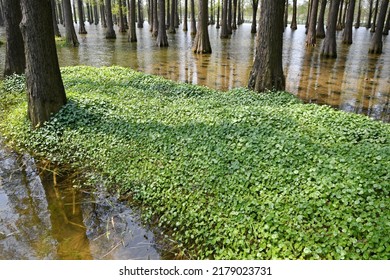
(0, 138, 169, 260)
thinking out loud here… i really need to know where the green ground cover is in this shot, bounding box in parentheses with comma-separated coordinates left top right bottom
(0, 66, 389, 259)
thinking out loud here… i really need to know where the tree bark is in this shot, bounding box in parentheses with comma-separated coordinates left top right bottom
(370, 0, 380, 33)
(306, 0, 319, 46)
(78, 0, 87, 34)
(156, 0, 168, 46)
(355, 0, 361, 28)
(190, 0, 197, 35)
(93, 1, 99, 25)
(19, 0, 67, 128)
(321, 0, 341, 58)
(251, 0, 259, 33)
(216, 0, 220, 29)
(367, 0, 374, 28)
(284, 0, 288, 28)
(291, 0, 297, 30)
(63, 0, 79, 45)
(383, 5, 390, 35)
(137, 0, 144, 27)
(369, 0, 389, 53)
(118, 0, 126, 32)
(183, 0, 188, 31)
(221, 0, 229, 37)
(100, 3, 107, 27)
(3, 0, 25, 77)
(51, 0, 61, 37)
(193, 0, 212, 53)
(169, 0, 176, 33)
(58, 1, 64, 25)
(316, 0, 327, 38)
(128, 0, 137, 41)
(152, 0, 158, 36)
(336, 0, 344, 30)
(342, 0, 355, 44)
(248, 0, 285, 92)
(232, 0, 238, 29)
(105, 0, 116, 38)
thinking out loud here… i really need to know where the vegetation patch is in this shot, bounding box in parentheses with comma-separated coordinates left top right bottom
(0, 66, 389, 259)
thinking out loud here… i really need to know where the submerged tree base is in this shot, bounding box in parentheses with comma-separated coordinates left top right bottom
(1, 66, 389, 260)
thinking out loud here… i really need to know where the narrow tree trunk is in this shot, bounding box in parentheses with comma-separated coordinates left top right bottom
(221, 0, 229, 37)
(118, 0, 126, 32)
(51, 0, 62, 37)
(367, 0, 374, 28)
(291, 0, 297, 30)
(128, 0, 137, 41)
(169, 0, 176, 33)
(72, 0, 77, 23)
(100, 3, 107, 27)
(94, 1, 99, 25)
(183, 0, 188, 30)
(369, 0, 389, 53)
(316, 0, 327, 38)
(227, 0, 232, 34)
(383, 5, 390, 35)
(0, 1, 4, 27)
(370, 0, 380, 33)
(152, 0, 158, 36)
(156, 0, 168, 46)
(190, 0, 197, 35)
(138, 0, 144, 27)
(63, 0, 79, 45)
(216, 0, 220, 28)
(105, 0, 116, 38)
(58, 1, 64, 25)
(321, 0, 341, 58)
(19, 0, 67, 128)
(248, 0, 285, 92)
(341, 0, 348, 28)
(251, 0, 259, 33)
(193, 0, 212, 53)
(305, 0, 312, 29)
(3, 0, 25, 76)
(355, 0, 361, 28)
(232, 0, 238, 29)
(342, 0, 355, 44)
(78, 0, 88, 34)
(336, 0, 344, 30)
(284, 0, 289, 28)
(174, 0, 179, 27)
(306, 0, 319, 46)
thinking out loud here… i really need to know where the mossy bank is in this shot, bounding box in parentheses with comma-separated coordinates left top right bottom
(1, 66, 389, 259)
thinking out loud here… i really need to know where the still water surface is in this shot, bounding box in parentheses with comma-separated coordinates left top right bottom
(0, 23, 389, 121)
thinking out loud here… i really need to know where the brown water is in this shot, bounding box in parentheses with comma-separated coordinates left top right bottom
(0, 23, 389, 121)
(0, 138, 171, 259)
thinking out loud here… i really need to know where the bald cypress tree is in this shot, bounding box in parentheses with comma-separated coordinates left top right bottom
(369, 0, 389, 53)
(193, 0, 212, 53)
(321, 0, 341, 58)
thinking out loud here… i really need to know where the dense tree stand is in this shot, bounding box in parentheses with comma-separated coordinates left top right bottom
(156, 0, 169, 47)
(19, 0, 67, 128)
(321, 0, 341, 58)
(248, 0, 285, 92)
(193, 0, 212, 53)
(369, 0, 389, 53)
(3, 0, 25, 76)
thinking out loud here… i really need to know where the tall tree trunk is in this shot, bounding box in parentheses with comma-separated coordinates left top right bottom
(137, 0, 144, 27)
(51, 0, 62, 37)
(383, 5, 390, 35)
(93, 1, 99, 25)
(193, 0, 212, 53)
(370, 0, 380, 32)
(355, 0, 361, 28)
(100, 3, 107, 27)
(72, 0, 77, 23)
(232, 0, 237, 29)
(316, 0, 327, 38)
(118, 0, 126, 32)
(227, 0, 232, 34)
(190, 0, 196, 35)
(174, 0, 179, 27)
(58, 1, 64, 25)
(305, 0, 312, 29)
(183, 0, 188, 30)
(306, 0, 319, 46)
(128, 0, 137, 41)
(156, 0, 168, 46)
(367, 0, 374, 28)
(3, 0, 25, 76)
(221, 0, 229, 37)
(321, 0, 341, 58)
(369, 0, 389, 53)
(284, 0, 289, 28)
(0, 0, 4, 27)
(342, 0, 355, 44)
(105, 0, 116, 38)
(149, 0, 153, 31)
(63, 0, 79, 45)
(291, 0, 297, 29)
(152, 0, 158, 36)
(248, 0, 285, 92)
(251, 0, 259, 33)
(19, 0, 67, 128)
(216, 0, 220, 28)
(169, 0, 176, 33)
(336, 0, 344, 30)
(78, 0, 87, 34)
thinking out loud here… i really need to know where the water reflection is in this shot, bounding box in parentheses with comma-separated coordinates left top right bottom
(0, 24, 388, 121)
(0, 138, 165, 260)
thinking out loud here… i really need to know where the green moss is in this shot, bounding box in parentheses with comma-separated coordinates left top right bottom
(1, 66, 389, 260)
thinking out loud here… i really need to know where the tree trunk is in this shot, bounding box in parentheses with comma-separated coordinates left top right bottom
(93, 1, 99, 25)
(355, 0, 361, 28)
(305, 0, 311, 29)
(3, 0, 25, 76)
(190, 0, 196, 35)
(169, 0, 176, 33)
(383, 5, 390, 35)
(369, 0, 389, 53)
(251, 0, 259, 33)
(19, 0, 67, 128)
(137, 0, 144, 28)
(227, 0, 232, 34)
(78, 0, 87, 34)
(63, 0, 79, 45)
(232, 0, 237, 29)
(321, 0, 341, 58)
(284, 0, 288, 28)
(370, 0, 380, 32)
(58, 1, 64, 25)
(306, 0, 319, 46)
(118, 0, 126, 32)
(152, 0, 158, 36)
(100, 3, 107, 27)
(51, 0, 62, 37)
(316, 0, 327, 38)
(216, 0, 220, 28)
(193, 0, 212, 53)
(336, 0, 344, 30)
(342, 0, 355, 44)
(183, 0, 188, 30)
(156, 0, 168, 46)
(248, 0, 285, 92)
(291, 0, 297, 29)
(367, 0, 374, 28)
(221, 0, 229, 37)
(128, 0, 137, 41)
(105, 0, 116, 38)
(174, 0, 179, 28)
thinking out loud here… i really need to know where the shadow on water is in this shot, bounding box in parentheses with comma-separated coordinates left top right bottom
(0, 138, 174, 260)
(0, 23, 389, 121)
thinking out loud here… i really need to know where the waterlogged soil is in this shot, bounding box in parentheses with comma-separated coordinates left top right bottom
(0, 138, 170, 260)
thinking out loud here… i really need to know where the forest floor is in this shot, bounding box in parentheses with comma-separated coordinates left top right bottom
(0, 66, 389, 259)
